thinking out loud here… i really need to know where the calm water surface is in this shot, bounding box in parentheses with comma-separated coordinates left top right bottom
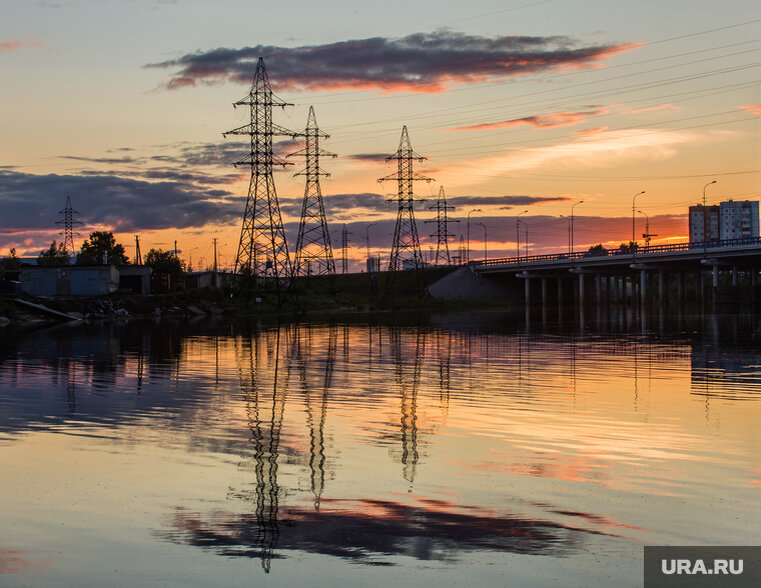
(1, 312, 759, 587)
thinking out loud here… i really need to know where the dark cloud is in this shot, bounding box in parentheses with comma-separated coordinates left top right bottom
(0, 170, 238, 237)
(451, 195, 572, 208)
(59, 155, 139, 165)
(146, 31, 639, 93)
(345, 153, 390, 163)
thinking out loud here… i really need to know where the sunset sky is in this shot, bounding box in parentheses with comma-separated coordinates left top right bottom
(1, 0, 759, 269)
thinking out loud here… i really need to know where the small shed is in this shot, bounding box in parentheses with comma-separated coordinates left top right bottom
(20, 265, 120, 297)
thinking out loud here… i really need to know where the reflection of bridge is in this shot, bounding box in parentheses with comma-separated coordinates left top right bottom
(470, 237, 761, 308)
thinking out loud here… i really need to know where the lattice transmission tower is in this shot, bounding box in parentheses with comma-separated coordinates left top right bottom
(56, 196, 82, 254)
(425, 186, 459, 265)
(224, 57, 295, 289)
(378, 126, 432, 272)
(340, 224, 351, 274)
(288, 106, 336, 276)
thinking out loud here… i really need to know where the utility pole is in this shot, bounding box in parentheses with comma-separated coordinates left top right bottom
(379, 126, 432, 273)
(134, 235, 142, 265)
(213, 238, 218, 273)
(425, 186, 458, 265)
(289, 106, 336, 277)
(56, 196, 82, 255)
(224, 57, 295, 297)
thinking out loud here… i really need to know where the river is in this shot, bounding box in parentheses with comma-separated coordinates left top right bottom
(1, 311, 759, 587)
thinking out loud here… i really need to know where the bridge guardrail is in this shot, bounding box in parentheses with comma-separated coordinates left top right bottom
(475, 237, 761, 268)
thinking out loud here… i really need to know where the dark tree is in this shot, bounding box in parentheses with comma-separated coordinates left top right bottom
(76, 231, 129, 265)
(1, 248, 21, 270)
(144, 248, 186, 282)
(37, 240, 71, 266)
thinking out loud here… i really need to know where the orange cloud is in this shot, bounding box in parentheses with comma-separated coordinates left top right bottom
(573, 126, 608, 137)
(620, 103, 680, 115)
(453, 109, 610, 132)
(740, 103, 761, 115)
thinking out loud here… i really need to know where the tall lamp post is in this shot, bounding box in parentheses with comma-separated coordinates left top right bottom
(631, 191, 645, 246)
(638, 210, 651, 246)
(477, 222, 487, 261)
(467, 208, 481, 263)
(571, 200, 584, 254)
(703, 180, 717, 247)
(516, 210, 528, 257)
(559, 215, 571, 253)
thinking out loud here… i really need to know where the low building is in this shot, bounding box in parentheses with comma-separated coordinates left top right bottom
(118, 265, 152, 295)
(20, 265, 120, 297)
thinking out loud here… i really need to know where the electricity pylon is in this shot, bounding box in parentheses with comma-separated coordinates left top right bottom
(56, 196, 82, 255)
(379, 126, 432, 273)
(425, 186, 459, 265)
(288, 106, 336, 277)
(224, 57, 295, 294)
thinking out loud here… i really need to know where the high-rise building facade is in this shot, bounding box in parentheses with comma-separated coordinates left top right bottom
(688, 205, 720, 242)
(719, 200, 759, 240)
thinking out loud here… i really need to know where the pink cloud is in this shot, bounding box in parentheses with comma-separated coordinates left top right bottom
(740, 103, 761, 115)
(0, 38, 44, 53)
(452, 109, 610, 132)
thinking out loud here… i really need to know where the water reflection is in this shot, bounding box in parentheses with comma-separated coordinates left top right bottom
(1, 313, 760, 582)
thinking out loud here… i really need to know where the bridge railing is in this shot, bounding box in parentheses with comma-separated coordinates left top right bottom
(474, 237, 761, 268)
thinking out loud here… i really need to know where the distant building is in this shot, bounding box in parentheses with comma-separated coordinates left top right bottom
(689, 205, 720, 242)
(689, 199, 760, 243)
(366, 256, 381, 273)
(720, 200, 759, 240)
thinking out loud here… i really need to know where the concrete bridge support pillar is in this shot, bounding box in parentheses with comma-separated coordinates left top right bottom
(677, 272, 685, 307)
(713, 265, 719, 306)
(619, 276, 625, 304)
(752, 267, 758, 287)
(557, 277, 564, 307)
(525, 276, 531, 307)
(697, 272, 704, 307)
(541, 277, 547, 308)
(659, 270, 665, 307)
(595, 275, 601, 305)
(578, 273, 585, 307)
(640, 270, 647, 311)
(732, 266, 738, 287)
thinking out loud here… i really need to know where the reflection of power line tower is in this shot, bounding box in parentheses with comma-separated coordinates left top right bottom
(225, 57, 295, 293)
(425, 186, 458, 265)
(390, 327, 424, 484)
(235, 326, 293, 573)
(295, 325, 337, 510)
(56, 196, 82, 255)
(289, 106, 336, 277)
(379, 126, 433, 273)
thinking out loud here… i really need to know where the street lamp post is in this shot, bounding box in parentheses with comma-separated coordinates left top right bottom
(571, 201, 584, 254)
(467, 209, 481, 263)
(637, 210, 651, 246)
(632, 191, 645, 247)
(703, 180, 717, 246)
(516, 210, 528, 257)
(477, 222, 487, 261)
